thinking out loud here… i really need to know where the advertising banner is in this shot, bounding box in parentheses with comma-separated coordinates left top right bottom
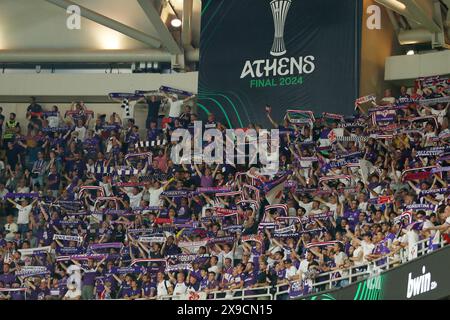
(301, 246, 450, 300)
(198, 0, 361, 127)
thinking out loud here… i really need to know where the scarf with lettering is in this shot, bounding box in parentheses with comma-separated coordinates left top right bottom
(53, 234, 83, 243)
(195, 187, 231, 194)
(161, 190, 189, 198)
(319, 175, 351, 184)
(404, 204, 437, 211)
(15, 266, 50, 278)
(165, 263, 193, 272)
(207, 236, 235, 246)
(18, 246, 52, 256)
(56, 253, 109, 262)
(241, 234, 263, 244)
(138, 236, 166, 243)
(178, 240, 209, 253)
(4, 193, 39, 199)
(106, 266, 145, 275)
(222, 225, 243, 233)
(305, 241, 342, 249)
(419, 188, 449, 196)
(88, 243, 123, 251)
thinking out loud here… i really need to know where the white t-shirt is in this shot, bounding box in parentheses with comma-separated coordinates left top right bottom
(0, 188, 9, 200)
(381, 97, 395, 105)
(208, 265, 219, 276)
(334, 251, 348, 267)
(168, 100, 184, 118)
(445, 216, 450, 225)
(74, 126, 87, 141)
(299, 201, 313, 215)
(47, 116, 60, 128)
(16, 204, 32, 225)
(64, 289, 81, 299)
(218, 250, 234, 267)
(127, 191, 143, 209)
(298, 259, 309, 274)
(4, 222, 18, 235)
(99, 182, 112, 197)
(16, 186, 30, 194)
(285, 265, 298, 279)
(173, 282, 188, 298)
(122, 102, 136, 120)
(352, 246, 364, 266)
(361, 240, 375, 262)
(423, 220, 435, 237)
(430, 107, 448, 124)
(157, 280, 172, 297)
(148, 188, 164, 207)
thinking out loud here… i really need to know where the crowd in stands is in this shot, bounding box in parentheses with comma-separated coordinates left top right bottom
(0, 76, 449, 300)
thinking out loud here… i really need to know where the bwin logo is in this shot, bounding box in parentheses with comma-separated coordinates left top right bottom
(406, 266, 437, 299)
(270, 0, 292, 57)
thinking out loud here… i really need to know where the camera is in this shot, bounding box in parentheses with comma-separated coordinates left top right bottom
(121, 99, 131, 117)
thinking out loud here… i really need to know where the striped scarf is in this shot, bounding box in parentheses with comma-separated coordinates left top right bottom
(305, 241, 342, 249)
(319, 175, 351, 184)
(135, 139, 167, 148)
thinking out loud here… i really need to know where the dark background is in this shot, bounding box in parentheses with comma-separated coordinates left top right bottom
(198, 0, 362, 128)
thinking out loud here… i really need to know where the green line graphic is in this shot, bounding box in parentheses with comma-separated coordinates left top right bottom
(201, 0, 213, 16)
(360, 281, 367, 300)
(354, 283, 362, 300)
(201, 1, 225, 36)
(200, 92, 244, 127)
(198, 96, 233, 128)
(197, 103, 211, 116)
(226, 90, 252, 125)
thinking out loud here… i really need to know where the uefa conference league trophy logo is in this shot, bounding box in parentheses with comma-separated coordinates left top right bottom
(270, 0, 292, 57)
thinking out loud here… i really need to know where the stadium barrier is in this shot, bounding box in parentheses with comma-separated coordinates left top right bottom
(300, 244, 450, 300)
(103, 236, 447, 301)
(151, 236, 446, 301)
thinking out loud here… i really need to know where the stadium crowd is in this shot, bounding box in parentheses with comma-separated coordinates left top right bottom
(0, 76, 449, 300)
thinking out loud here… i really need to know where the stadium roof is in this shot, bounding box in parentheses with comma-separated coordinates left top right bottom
(0, 0, 201, 64)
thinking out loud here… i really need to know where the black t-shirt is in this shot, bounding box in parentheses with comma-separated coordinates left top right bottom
(257, 270, 268, 284)
(27, 104, 43, 117)
(0, 114, 5, 129)
(146, 99, 160, 120)
(6, 145, 22, 168)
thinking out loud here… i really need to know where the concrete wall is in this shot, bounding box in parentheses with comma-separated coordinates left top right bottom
(385, 50, 450, 81)
(360, 0, 403, 97)
(0, 0, 202, 50)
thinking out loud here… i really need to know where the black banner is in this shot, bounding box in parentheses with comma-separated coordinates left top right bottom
(198, 0, 362, 128)
(301, 246, 450, 300)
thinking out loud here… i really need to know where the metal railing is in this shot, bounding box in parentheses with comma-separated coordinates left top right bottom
(150, 236, 446, 300)
(305, 236, 446, 295)
(83, 236, 448, 300)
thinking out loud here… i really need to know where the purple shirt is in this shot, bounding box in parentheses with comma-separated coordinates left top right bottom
(200, 176, 213, 188)
(82, 269, 97, 286)
(243, 271, 256, 288)
(0, 273, 16, 285)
